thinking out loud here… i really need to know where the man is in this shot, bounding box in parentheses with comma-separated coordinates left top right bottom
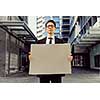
(37, 20, 65, 44)
(36, 20, 73, 83)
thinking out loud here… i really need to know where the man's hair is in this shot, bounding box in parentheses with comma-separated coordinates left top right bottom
(45, 20, 56, 28)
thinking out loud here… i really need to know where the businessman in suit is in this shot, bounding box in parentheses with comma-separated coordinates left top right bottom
(36, 20, 73, 83)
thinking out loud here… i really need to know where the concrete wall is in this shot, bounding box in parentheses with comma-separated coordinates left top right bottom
(0, 28, 6, 76)
(0, 27, 24, 76)
(6, 34, 19, 73)
(90, 43, 100, 69)
(0, 16, 25, 76)
(0, 16, 32, 76)
(5, 32, 25, 75)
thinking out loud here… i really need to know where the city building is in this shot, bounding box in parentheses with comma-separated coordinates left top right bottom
(61, 16, 70, 42)
(36, 16, 45, 40)
(0, 16, 37, 76)
(69, 16, 100, 70)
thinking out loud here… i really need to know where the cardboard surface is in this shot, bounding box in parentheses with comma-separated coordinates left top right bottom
(29, 44, 71, 75)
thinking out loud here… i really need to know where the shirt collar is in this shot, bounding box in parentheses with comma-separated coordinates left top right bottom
(47, 34, 55, 40)
(46, 34, 55, 44)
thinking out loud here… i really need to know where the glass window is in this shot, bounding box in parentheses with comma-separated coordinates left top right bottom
(94, 55, 100, 67)
(73, 55, 84, 67)
(56, 28, 60, 33)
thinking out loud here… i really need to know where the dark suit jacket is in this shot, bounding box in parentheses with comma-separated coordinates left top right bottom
(37, 37, 65, 44)
(37, 36, 65, 77)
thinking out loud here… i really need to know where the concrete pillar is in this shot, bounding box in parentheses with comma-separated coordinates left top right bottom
(0, 28, 6, 76)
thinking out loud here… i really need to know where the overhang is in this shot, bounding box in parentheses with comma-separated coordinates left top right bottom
(73, 27, 100, 47)
(0, 21, 37, 43)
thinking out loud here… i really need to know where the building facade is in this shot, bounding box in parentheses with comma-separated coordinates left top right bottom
(61, 16, 70, 42)
(69, 16, 100, 70)
(0, 16, 37, 76)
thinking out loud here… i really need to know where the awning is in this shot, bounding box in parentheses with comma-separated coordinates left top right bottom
(73, 27, 100, 47)
(0, 21, 37, 43)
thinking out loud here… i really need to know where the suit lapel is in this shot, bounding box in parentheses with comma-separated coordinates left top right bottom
(38, 36, 63, 44)
(37, 37, 46, 44)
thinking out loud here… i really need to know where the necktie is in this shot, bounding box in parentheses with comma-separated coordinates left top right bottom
(48, 37, 52, 44)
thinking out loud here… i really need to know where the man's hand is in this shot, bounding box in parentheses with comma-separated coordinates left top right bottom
(67, 55, 73, 62)
(28, 52, 32, 61)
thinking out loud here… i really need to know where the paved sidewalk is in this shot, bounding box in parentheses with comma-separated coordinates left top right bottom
(63, 68, 100, 83)
(0, 68, 99, 83)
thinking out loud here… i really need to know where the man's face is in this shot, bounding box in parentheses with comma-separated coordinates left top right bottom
(46, 22, 56, 35)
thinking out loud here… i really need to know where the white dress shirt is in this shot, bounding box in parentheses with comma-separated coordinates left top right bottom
(46, 35, 55, 44)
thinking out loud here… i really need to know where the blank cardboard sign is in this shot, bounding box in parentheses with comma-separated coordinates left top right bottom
(29, 44, 71, 75)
